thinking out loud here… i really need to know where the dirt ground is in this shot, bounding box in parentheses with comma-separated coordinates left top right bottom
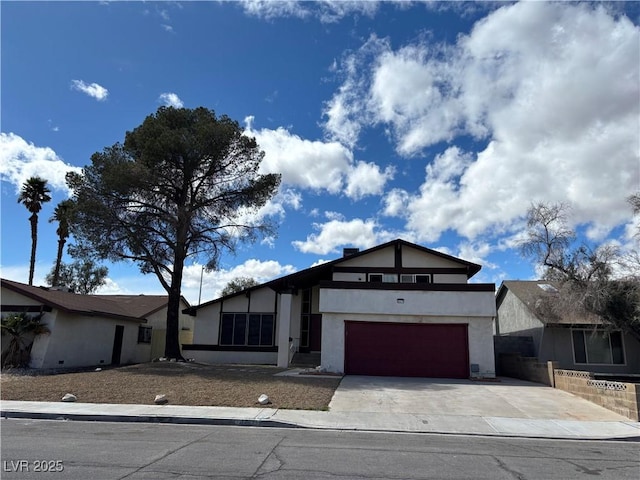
(0, 362, 342, 410)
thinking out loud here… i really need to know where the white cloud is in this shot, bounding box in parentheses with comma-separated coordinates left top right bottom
(345, 161, 395, 200)
(382, 188, 410, 217)
(70, 79, 108, 101)
(245, 116, 351, 194)
(91, 258, 297, 304)
(158, 92, 184, 108)
(456, 241, 497, 269)
(325, 2, 640, 242)
(244, 187, 302, 222)
(245, 116, 393, 199)
(161, 24, 174, 33)
(291, 218, 381, 254)
(0, 133, 82, 194)
(181, 259, 297, 303)
(238, 0, 380, 23)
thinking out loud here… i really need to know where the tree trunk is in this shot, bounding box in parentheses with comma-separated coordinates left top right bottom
(52, 236, 66, 286)
(164, 255, 185, 360)
(28, 213, 38, 286)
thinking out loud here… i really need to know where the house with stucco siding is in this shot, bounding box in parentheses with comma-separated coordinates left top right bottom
(1, 279, 192, 369)
(185, 239, 497, 378)
(495, 280, 640, 374)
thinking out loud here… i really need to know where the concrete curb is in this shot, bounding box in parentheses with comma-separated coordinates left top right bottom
(1, 409, 300, 428)
(3, 408, 639, 442)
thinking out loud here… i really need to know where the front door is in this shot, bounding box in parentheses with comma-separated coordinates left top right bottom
(111, 325, 124, 365)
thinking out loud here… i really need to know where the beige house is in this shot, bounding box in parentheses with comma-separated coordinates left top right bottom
(185, 239, 497, 378)
(1, 278, 192, 369)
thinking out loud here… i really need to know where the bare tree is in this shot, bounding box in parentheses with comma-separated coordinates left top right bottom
(520, 202, 640, 342)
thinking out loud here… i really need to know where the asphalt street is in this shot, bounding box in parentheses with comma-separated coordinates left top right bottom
(1, 419, 639, 479)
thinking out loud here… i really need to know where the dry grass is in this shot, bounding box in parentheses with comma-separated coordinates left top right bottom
(0, 362, 342, 410)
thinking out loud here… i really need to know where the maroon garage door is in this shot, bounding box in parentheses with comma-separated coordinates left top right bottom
(344, 321, 469, 378)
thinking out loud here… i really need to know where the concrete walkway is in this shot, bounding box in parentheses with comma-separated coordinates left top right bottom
(2, 400, 639, 440)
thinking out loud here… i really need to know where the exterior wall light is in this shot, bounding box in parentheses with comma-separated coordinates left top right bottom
(397, 298, 405, 304)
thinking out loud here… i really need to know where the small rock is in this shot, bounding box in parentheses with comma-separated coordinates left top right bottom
(95, 367, 102, 372)
(154, 394, 168, 405)
(61, 393, 77, 402)
(258, 394, 270, 405)
(169, 358, 176, 363)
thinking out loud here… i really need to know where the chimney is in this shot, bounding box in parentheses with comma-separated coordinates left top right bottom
(343, 247, 360, 257)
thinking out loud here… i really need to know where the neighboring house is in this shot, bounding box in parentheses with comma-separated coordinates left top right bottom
(1, 279, 192, 369)
(495, 280, 640, 374)
(184, 239, 497, 378)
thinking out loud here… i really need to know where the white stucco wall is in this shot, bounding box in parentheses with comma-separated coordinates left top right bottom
(332, 271, 365, 282)
(401, 247, 466, 268)
(319, 288, 496, 318)
(192, 302, 221, 344)
(432, 274, 467, 283)
(30, 311, 149, 369)
(249, 288, 277, 311)
(2, 289, 42, 305)
(339, 247, 395, 267)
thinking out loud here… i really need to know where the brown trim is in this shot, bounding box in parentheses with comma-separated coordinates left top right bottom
(332, 266, 469, 275)
(395, 242, 402, 269)
(319, 281, 495, 292)
(182, 344, 278, 352)
(1, 305, 53, 313)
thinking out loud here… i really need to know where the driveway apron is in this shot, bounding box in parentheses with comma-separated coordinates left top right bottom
(329, 376, 630, 421)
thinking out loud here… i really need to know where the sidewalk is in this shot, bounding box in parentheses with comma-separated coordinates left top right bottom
(2, 400, 639, 440)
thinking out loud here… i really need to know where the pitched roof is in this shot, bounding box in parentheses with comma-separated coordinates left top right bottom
(190, 238, 483, 311)
(1, 278, 184, 323)
(496, 280, 601, 325)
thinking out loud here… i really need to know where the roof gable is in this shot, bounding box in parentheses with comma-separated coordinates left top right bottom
(191, 239, 483, 311)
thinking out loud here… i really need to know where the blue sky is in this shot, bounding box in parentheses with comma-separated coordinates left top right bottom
(1, 1, 639, 305)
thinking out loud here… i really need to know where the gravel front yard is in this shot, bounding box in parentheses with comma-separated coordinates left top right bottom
(0, 362, 342, 410)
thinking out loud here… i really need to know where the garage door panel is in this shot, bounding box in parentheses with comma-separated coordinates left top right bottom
(345, 322, 469, 378)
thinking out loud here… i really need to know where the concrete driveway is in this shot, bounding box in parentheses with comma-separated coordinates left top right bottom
(329, 376, 630, 421)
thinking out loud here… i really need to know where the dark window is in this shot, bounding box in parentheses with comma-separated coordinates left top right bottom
(572, 329, 625, 365)
(415, 275, 432, 283)
(220, 313, 275, 347)
(220, 314, 234, 345)
(248, 314, 261, 346)
(610, 332, 625, 364)
(572, 330, 587, 363)
(368, 273, 397, 283)
(137, 325, 152, 344)
(261, 315, 274, 346)
(233, 315, 246, 345)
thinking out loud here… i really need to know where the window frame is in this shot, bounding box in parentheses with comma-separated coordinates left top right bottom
(219, 313, 275, 347)
(137, 325, 152, 344)
(368, 273, 398, 283)
(571, 329, 626, 366)
(400, 274, 432, 284)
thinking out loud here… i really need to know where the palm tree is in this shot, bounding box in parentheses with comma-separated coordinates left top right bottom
(17, 177, 52, 285)
(1, 313, 50, 368)
(49, 199, 74, 286)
